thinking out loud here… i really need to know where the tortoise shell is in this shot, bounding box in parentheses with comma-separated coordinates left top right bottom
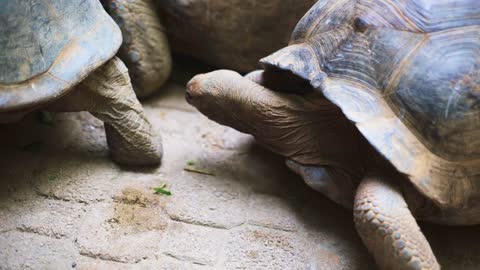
(0, 0, 122, 112)
(157, 0, 317, 72)
(261, 0, 480, 209)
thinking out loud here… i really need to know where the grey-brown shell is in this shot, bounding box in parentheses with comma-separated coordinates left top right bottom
(0, 0, 122, 111)
(157, 0, 317, 72)
(261, 0, 480, 209)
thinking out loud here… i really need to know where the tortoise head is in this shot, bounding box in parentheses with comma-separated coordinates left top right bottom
(186, 69, 321, 136)
(186, 70, 257, 133)
(186, 69, 369, 179)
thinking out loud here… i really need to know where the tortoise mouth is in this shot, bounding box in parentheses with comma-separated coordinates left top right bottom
(256, 65, 315, 94)
(259, 43, 328, 91)
(185, 91, 194, 103)
(185, 75, 204, 105)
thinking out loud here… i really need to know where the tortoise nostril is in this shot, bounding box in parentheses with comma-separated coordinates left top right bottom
(185, 91, 193, 102)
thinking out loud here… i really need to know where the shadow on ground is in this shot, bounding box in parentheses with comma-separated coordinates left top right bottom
(0, 76, 479, 269)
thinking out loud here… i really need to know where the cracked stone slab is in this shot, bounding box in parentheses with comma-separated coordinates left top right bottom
(76, 255, 214, 270)
(300, 200, 377, 270)
(15, 199, 86, 239)
(0, 112, 109, 158)
(0, 231, 78, 270)
(146, 107, 253, 153)
(163, 171, 249, 229)
(0, 206, 17, 233)
(225, 146, 314, 199)
(302, 224, 377, 270)
(151, 130, 250, 229)
(225, 225, 309, 269)
(33, 156, 120, 204)
(0, 151, 42, 203)
(147, 108, 215, 140)
(111, 187, 170, 233)
(159, 221, 228, 266)
(76, 199, 170, 264)
(247, 193, 304, 232)
(1, 81, 480, 270)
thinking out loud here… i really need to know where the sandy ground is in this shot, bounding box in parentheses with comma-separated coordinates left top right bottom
(0, 79, 479, 270)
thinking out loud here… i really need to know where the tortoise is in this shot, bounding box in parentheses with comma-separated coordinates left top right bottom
(102, 0, 172, 98)
(103, 0, 317, 87)
(156, 0, 317, 72)
(0, 0, 162, 166)
(185, 0, 480, 269)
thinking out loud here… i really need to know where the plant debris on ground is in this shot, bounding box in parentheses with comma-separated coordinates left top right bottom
(184, 160, 215, 176)
(153, 183, 172, 196)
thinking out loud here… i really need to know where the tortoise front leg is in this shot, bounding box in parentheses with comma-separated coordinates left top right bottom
(285, 159, 354, 208)
(49, 57, 162, 166)
(354, 176, 440, 270)
(103, 0, 171, 98)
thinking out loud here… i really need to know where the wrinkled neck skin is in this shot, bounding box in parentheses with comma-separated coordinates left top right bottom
(189, 70, 443, 212)
(195, 74, 372, 182)
(195, 71, 480, 222)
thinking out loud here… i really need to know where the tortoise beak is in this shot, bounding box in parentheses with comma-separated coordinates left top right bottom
(185, 74, 204, 104)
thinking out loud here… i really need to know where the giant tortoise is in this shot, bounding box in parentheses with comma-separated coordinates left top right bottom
(157, 0, 317, 72)
(186, 0, 480, 269)
(0, 0, 162, 166)
(103, 0, 317, 80)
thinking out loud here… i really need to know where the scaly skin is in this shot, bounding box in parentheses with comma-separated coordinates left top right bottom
(186, 69, 441, 270)
(48, 57, 162, 166)
(354, 176, 440, 270)
(286, 159, 355, 208)
(103, 0, 171, 98)
(186, 70, 369, 179)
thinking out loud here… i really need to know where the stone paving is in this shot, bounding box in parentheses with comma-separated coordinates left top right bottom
(1, 78, 480, 270)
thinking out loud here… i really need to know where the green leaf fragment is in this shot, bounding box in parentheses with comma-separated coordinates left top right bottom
(186, 160, 196, 166)
(153, 184, 172, 196)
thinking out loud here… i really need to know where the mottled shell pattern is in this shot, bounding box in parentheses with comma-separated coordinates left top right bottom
(261, 0, 480, 210)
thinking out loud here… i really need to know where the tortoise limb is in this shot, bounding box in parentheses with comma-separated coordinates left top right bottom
(285, 159, 354, 208)
(354, 175, 440, 270)
(48, 57, 162, 166)
(103, 0, 171, 98)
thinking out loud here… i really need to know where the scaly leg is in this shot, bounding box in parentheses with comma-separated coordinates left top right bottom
(354, 175, 440, 270)
(103, 0, 171, 97)
(49, 57, 162, 166)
